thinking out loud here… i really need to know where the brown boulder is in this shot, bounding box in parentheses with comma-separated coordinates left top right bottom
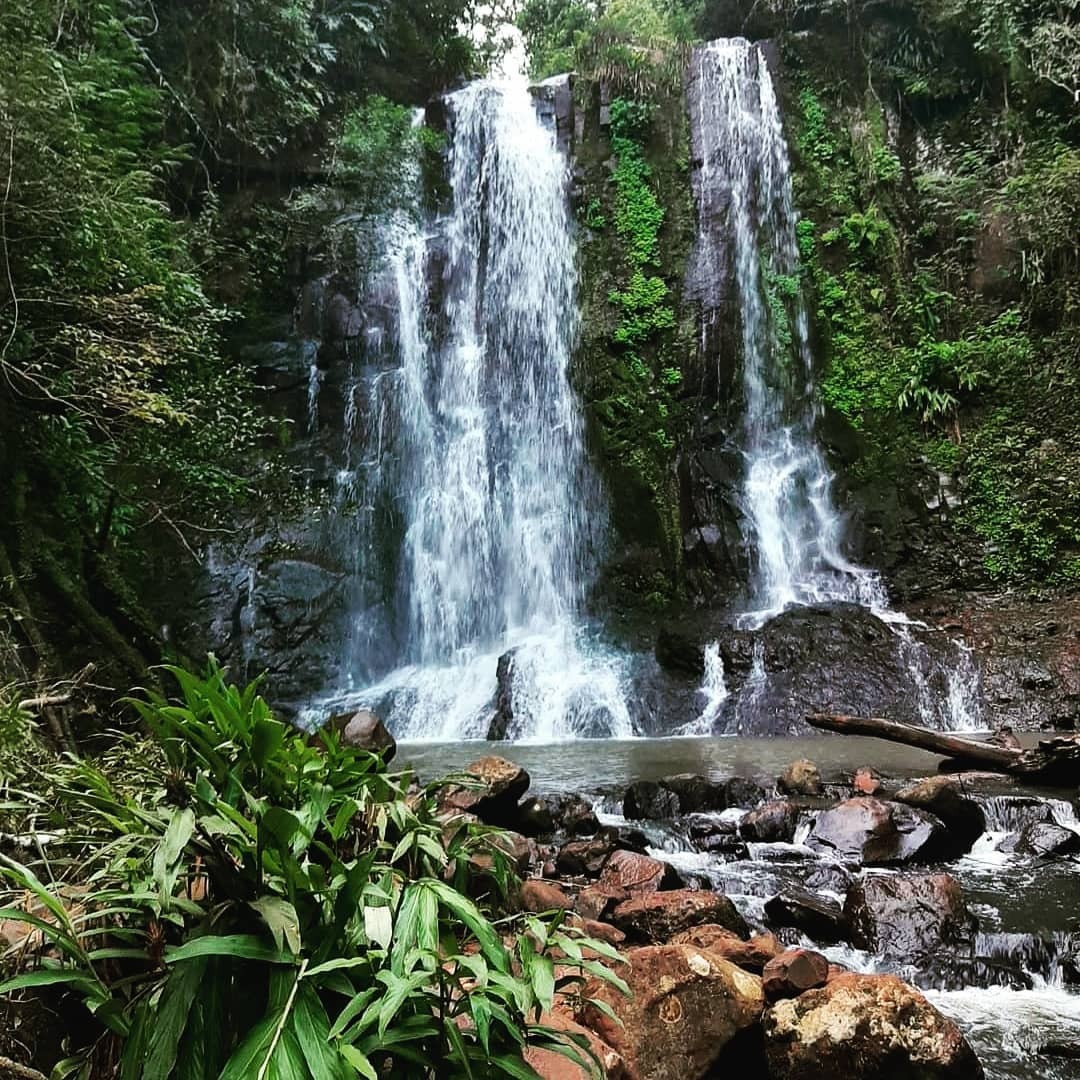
(611, 890, 749, 943)
(598, 849, 677, 896)
(670, 926, 781, 972)
(763, 973, 984, 1079)
(439, 756, 530, 825)
(580, 945, 764, 1080)
(575, 883, 630, 921)
(558, 835, 617, 877)
(807, 797, 947, 865)
(761, 948, 829, 1001)
(328, 708, 397, 761)
(844, 872, 977, 962)
(740, 799, 801, 843)
(526, 1010, 628, 1079)
(778, 759, 823, 796)
(518, 879, 571, 913)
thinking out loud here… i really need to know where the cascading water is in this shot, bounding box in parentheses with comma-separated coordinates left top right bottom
(312, 73, 631, 741)
(688, 39, 982, 730)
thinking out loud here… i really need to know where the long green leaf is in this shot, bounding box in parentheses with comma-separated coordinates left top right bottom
(166, 935, 295, 965)
(291, 986, 350, 1080)
(142, 957, 208, 1080)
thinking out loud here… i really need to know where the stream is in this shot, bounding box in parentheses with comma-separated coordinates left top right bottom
(403, 736, 1080, 1078)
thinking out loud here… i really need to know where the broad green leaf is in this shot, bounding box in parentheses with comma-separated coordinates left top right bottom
(291, 986, 350, 1080)
(142, 957, 208, 1080)
(251, 717, 286, 772)
(166, 934, 295, 965)
(251, 897, 302, 955)
(0, 969, 103, 997)
(338, 1046, 377, 1080)
(488, 1053, 544, 1079)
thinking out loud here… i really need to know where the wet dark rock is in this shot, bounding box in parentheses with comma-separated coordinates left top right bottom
(439, 756, 530, 826)
(807, 797, 948, 866)
(895, 776, 986, 856)
(740, 799, 801, 843)
(328, 708, 396, 761)
(623, 780, 680, 821)
(762, 948, 830, 1001)
(660, 773, 728, 813)
(845, 873, 977, 963)
(802, 862, 854, 896)
(517, 793, 599, 839)
(762, 973, 985, 1079)
(778, 760, 823, 797)
(1015, 821, 1080, 857)
(724, 776, 767, 808)
(486, 648, 518, 740)
(557, 836, 616, 877)
(655, 625, 706, 677)
(764, 889, 847, 944)
(610, 889, 749, 943)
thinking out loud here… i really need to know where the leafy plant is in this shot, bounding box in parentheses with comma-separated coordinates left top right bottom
(0, 662, 624, 1077)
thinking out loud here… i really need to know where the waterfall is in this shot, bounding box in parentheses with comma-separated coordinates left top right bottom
(312, 75, 631, 741)
(689, 39, 982, 730)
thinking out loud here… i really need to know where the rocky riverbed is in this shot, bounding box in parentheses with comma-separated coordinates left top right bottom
(403, 738, 1080, 1079)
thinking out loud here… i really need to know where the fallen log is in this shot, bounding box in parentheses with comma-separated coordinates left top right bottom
(806, 713, 1080, 786)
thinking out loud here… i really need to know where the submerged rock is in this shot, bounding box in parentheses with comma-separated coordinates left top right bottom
(845, 873, 977, 963)
(807, 797, 947, 865)
(762, 973, 985, 1079)
(579, 945, 764, 1080)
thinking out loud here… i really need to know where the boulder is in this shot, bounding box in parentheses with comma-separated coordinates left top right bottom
(724, 776, 767, 809)
(330, 709, 397, 761)
(440, 756, 530, 826)
(762, 973, 985, 1079)
(623, 780, 680, 821)
(518, 879, 572, 914)
(740, 800, 801, 843)
(610, 890, 749, 943)
(671, 926, 781, 972)
(853, 767, 885, 796)
(1015, 821, 1080, 858)
(764, 889, 846, 944)
(598, 849, 679, 896)
(579, 945, 764, 1080)
(807, 797, 947, 866)
(762, 949, 830, 1001)
(557, 835, 617, 877)
(518, 793, 600, 839)
(525, 1009, 628, 1080)
(574, 883, 630, 922)
(844, 872, 977, 963)
(778, 760, 823, 797)
(895, 776, 986, 856)
(660, 774, 728, 813)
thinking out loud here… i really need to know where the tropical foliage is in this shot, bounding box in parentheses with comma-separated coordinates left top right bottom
(0, 663, 624, 1077)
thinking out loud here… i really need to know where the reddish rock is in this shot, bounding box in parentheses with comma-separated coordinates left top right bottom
(575, 883, 630, 921)
(579, 945, 764, 1080)
(670, 926, 781, 973)
(525, 1010, 628, 1079)
(439, 756, 530, 825)
(578, 918, 626, 946)
(763, 973, 984, 1079)
(761, 948, 830, 1001)
(557, 836, 617, 877)
(778, 759, 823, 796)
(611, 890, 749, 943)
(518, 879, 571, 913)
(598, 849, 674, 896)
(853, 766, 884, 796)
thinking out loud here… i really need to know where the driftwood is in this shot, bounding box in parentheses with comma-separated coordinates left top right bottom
(806, 713, 1080, 786)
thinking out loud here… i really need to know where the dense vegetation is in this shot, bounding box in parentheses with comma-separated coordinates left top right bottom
(0, 0, 492, 691)
(0, 664, 622, 1076)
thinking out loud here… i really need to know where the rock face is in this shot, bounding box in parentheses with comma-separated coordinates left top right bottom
(778, 760, 823, 796)
(845, 873, 977, 962)
(762, 973, 985, 1079)
(611, 890, 749, 943)
(764, 889, 847, 944)
(740, 799, 801, 843)
(580, 945, 764, 1080)
(330, 708, 397, 761)
(1015, 820, 1080, 857)
(895, 776, 986, 855)
(808, 797, 947, 865)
